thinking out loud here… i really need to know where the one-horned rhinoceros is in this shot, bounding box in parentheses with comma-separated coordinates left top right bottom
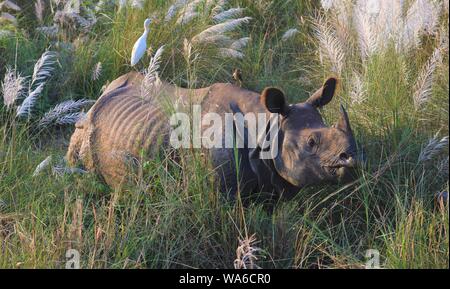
(67, 72, 359, 199)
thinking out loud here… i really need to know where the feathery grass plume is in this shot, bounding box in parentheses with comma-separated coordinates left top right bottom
(281, 28, 299, 42)
(52, 165, 87, 176)
(191, 16, 252, 44)
(35, 0, 44, 24)
(196, 34, 232, 45)
(117, 0, 127, 10)
(92, 62, 102, 81)
(141, 45, 165, 99)
(353, 5, 377, 59)
(0, 29, 13, 38)
(183, 38, 199, 64)
(38, 99, 94, 127)
(349, 72, 366, 105)
(353, 0, 405, 55)
(229, 37, 250, 50)
(16, 83, 44, 118)
(0, 1, 21, 11)
(1, 67, 27, 108)
(403, 0, 441, 50)
(131, 0, 144, 10)
(234, 234, 263, 269)
(33, 155, 52, 177)
(176, 0, 203, 25)
(52, 112, 86, 125)
(437, 157, 449, 177)
(36, 25, 59, 38)
(413, 48, 442, 110)
(418, 135, 449, 163)
(219, 48, 244, 59)
(210, 0, 229, 15)
(212, 7, 244, 22)
(164, 0, 188, 22)
(320, 0, 334, 11)
(30, 51, 58, 90)
(0, 12, 17, 25)
(0, 198, 7, 212)
(94, 0, 106, 12)
(312, 14, 345, 75)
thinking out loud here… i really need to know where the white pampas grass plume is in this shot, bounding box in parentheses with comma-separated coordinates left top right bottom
(52, 165, 87, 177)
(210, 0, 229, 15)
(118, 0, 127, 10)
(349, 72, 367, 105)
(213, 7, 244, 23)
(92, 62, 102, 81)
(191, 16, 252, 44)
(413, 48, 442, 110)
(33, 155, 52, 177)
(320, 0, 334, 11)
(34, 0, 44, 24)
(353, 7, 377, 59)
(196, 34, 232, 45)
(0, 29, 13, 38)
(281, 28, 299, 42)
(131, 0, 144, 10)
(52, 112, 86, 125)
(234, 234, 263, 269)
(165, 0, 188, 22)
(176, 0, 203, 25)
(30, 51, 57, 89)
(36, 25, 59, 38)
(0, 12, 17, 25)
(1, 67, 27, 108)
(38, 99, 94, 127)
(438, 156, 449, 176)
(0, 1, 21, 11)
(0, 198, 6, 212)
(418, 135, 449, 163)
(16, 83, 44, 118)
(229, 37, 250, 50)
(403, 0, 441, 49)
(219, 48, 244, 59)
(183, 38, 194, 61)
(141, 45, 165, 99)
(312, 15, 345, 75)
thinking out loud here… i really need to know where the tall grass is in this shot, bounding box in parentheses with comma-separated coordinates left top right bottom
(0, 0, 448, 268)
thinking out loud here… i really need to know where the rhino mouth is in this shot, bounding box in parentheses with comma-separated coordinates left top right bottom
(323, 164, 357, 181)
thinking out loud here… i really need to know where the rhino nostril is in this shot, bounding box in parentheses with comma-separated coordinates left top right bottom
(339, 153, 349, 160)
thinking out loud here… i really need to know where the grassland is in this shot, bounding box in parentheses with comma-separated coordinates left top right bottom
(0, 0, 448, 268)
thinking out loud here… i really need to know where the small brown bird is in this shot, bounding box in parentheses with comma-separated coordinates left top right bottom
(232, 68, 243, 87)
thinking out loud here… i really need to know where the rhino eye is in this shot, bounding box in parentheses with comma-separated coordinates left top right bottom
(307, 137, 316, 147)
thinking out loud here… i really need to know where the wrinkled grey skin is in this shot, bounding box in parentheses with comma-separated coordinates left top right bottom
(208, 78, 359, 200)
(67, 73, 359, 200)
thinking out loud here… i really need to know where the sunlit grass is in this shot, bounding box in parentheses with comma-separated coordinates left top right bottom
(0, 0, 448, 268)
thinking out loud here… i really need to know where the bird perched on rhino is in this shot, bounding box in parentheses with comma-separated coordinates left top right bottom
(232, 68, 243, 87)
(130, 18, 152, 67)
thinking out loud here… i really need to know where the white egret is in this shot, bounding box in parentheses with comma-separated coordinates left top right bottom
(130, 18, 152, 66)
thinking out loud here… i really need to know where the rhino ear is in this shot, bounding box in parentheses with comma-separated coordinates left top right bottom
(336, 104, 353, 134)
(261, 87, 289, 115)
(306, 77, 338, 108)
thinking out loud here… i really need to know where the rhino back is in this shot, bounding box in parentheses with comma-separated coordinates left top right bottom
(90, 85, 170, 187)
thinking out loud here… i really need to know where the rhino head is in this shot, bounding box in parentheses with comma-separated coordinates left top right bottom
(251, 77, 358, 192)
